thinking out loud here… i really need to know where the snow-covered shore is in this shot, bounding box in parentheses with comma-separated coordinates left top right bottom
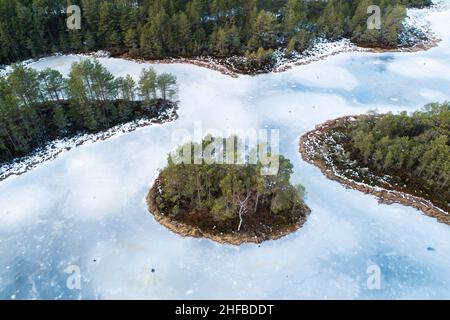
(299, 115, 449, 225)
(124, 1, 446, 76)
(0, 105, 178, 182)
(1, 1, 444, 79)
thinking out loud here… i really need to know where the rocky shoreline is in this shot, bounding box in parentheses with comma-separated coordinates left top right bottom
(299, 115, 449, 225)
(118, 54, 240, 78)
(115, 36, 440, 78)
(146, 180, 310, 246)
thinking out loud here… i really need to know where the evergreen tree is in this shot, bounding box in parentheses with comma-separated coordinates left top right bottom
(156, 73, 178, 101)
(0, 57, 178, 163)
(139, 67, 158, 102)
(0, 1, 433, 71)
(52, 105, 68, 134)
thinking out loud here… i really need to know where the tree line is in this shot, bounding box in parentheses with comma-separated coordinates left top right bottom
(153, 136, 307, 234)
(0, 0, 431, 71)
(0, 58, 178, 163)
(340, 103, 449, 205)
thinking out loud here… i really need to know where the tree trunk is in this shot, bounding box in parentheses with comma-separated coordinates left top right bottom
(237, 192, 251, 232)
(254, 192, 259, 213)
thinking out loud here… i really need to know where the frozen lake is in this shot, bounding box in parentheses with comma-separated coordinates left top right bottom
(0, 4, 449, 299)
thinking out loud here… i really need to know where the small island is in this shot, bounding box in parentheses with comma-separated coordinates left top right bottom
(147, 136, 310, 245)
(300, 103, 449, 224)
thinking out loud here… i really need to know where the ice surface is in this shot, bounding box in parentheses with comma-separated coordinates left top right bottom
(0, 3, 449, 299)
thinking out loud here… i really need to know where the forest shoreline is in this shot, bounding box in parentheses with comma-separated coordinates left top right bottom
(299, 115, 449, 225)
(114, 37, 440, 78)
(110, 1, 444, 76)
(0, 103, 178, 183)
(146, 179, 311, 246)
(3, 32, 439, 80)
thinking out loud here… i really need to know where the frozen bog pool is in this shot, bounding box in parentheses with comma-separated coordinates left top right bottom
(0, 4, 450, 299)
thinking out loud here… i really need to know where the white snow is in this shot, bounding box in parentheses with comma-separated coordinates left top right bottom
(0, 1, 449, 300)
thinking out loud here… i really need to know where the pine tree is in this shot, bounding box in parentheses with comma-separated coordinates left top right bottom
(139, 67, 157, 102)
(117, 75, 136, 101)
(38, 68, 66, 102)
(175, 12, 191, 56)
(248, 10, 277, 51)
(52, 105, 68, 134)
(156, 73, 178, 101)
(214, 27, 228, 56)
(283, 0, 307, 36)
(8, 65, 42, 106)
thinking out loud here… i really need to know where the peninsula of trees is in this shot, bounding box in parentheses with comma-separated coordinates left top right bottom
(0, 0, 432, 73)
(147, 136, 310, 245)
(300, 103, 449, 223)
(0, 59, 178, 164)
